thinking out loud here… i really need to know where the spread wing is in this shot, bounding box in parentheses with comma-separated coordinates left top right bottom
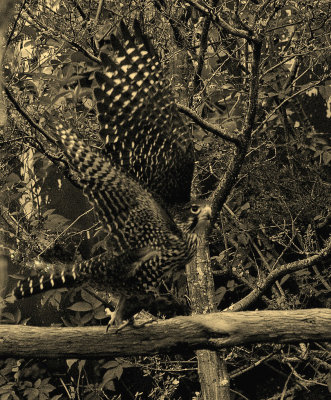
(14, 125, 193, 301)
(93, 20, 194, 205)
(57, 125, 183, 256)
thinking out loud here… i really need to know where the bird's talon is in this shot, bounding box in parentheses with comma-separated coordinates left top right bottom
(114, 319, 132, 333)
(132, 315, 157, 328)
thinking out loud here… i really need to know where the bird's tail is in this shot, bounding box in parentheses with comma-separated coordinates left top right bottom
(13, 254, 108, 299)
(13, 248, 154, 299)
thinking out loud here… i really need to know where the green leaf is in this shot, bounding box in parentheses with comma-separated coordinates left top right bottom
(94, 307, 107, 320)
(24, 388, 39, 400)
(102, 366, 123, 385)
(42, 209, 56, 217)
(71, 52, 89, 62)
(102, 360, 119, 369)
(67, 302, 93, 312)
(34, 379, 41, 388)
(77, 360, 86, 374)
(103, 380, 115, 391)
(81, 289, 98, 306)
(66, 359, 78, 370)
(21, 25, 37, 39)
(40, 379, 55, 393)
(80, 312, 93, 325)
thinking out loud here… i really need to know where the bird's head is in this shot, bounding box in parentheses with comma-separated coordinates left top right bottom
(172, 200, 212, 236)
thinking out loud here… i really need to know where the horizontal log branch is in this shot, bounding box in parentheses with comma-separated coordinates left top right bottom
(1, 309, 330, 359)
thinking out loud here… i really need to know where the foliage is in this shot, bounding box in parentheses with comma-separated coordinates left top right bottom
(0, 0, 330, 399)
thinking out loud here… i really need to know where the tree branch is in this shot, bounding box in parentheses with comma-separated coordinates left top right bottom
(177, 103, 241, 146)
(1, 309, 330, 358)
(4, 85, 58, 146)
(183, 0, 256, 42)
(190, 0, 218, 104)
(70, 0, 87, 20)
(3, 86, 83, 188)
(229, 236, 331, 311)
(0, 0, 16, 126)
(209, 39, 262, 225)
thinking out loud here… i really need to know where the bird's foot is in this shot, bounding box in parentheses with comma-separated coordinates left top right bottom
(105, 308, 120, 332)
(105, 295, 127, 332)
(130, 309, 158, 328)
(106, 309, 157, 333)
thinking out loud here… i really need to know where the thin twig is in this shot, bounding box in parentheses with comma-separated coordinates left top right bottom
(184, 0, 255, 41)
(95, 0, 104, 23)
(177, 103, 241, 146)
(38, 208, 95, 257)
(4, 85, 58, 146)
(253, 78, 327, 136)
(190, 1, 216, 102)
(228, 236, 331, 311)
(6, 0, 28, 47)
(70, 0, 87, 20)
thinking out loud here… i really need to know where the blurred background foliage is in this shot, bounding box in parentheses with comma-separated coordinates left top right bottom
(0, 0, 330, 399)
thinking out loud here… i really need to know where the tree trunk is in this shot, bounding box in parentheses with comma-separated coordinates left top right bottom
(186, 234, 230, 399)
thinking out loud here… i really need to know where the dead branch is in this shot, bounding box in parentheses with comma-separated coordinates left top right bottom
(0, 309, 330, 359)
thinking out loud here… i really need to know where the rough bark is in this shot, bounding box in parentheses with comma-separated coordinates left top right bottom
(1, 309, 330, 359)
(187, 234, 225, 399)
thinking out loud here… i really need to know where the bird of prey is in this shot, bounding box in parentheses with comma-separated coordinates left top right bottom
(14, 20, 211, 325)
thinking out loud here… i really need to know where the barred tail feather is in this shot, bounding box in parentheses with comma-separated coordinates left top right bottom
(13, 249, 158, 300)
(13, 253, 121, 299)
(13, 255, 107, 299)
(14, 265, 79, 299)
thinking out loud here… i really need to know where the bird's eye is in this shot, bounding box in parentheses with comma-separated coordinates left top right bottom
(190, 205, 200, 214)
